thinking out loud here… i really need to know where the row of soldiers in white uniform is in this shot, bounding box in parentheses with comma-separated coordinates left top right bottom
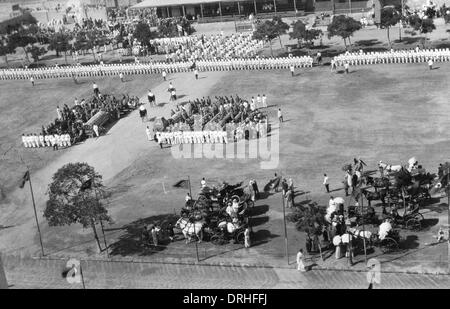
(158, 33, 264, 63)
(333, 48, 450, 66)
(0, 56, 314, 80)
(22, 133, 72, 149)
(156, 130, 228, 145)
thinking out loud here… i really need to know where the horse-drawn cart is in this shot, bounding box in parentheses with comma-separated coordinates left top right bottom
(176, 181, 253, 245)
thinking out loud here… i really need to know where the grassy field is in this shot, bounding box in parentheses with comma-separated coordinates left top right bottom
(93, 64, 450, 270)
(0, 57, 449, 272)
(0, 74, 162, 198)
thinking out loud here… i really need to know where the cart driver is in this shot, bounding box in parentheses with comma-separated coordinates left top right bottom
(225, 202, 234, 217)
(232, 197, 240, 213)
(379, 219, 393, 240)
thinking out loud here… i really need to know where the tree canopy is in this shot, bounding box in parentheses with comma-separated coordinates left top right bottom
(290, 20, 323, 47)
(44, 163, 112, 252)
(133, 22, 155, 47)
(407, 15, 436, 34)
(380, 7, 402, 47)
(287, 202, 326, 237)
(327, 15, 362, 47)
(48, 31, 73, 58)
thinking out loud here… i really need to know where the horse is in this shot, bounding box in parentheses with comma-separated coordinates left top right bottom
(366, 176, 391, 191)
(361, 188, 387, 207)
(175, 218, 205, 244)
(378, 161, 402, 173)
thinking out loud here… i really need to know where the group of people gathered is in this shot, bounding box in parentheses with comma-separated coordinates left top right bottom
(154, 130, 228, 147)
(151, 93, 269, 147)
(21, 87, 140, 150)
(152, 33, 264, 62)
(0, 54, 314, 80)
(333, 47, 450, 66)
(21, 133, 72, 150)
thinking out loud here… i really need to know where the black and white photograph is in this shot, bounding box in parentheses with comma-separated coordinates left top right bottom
(0, 0, 449, 293)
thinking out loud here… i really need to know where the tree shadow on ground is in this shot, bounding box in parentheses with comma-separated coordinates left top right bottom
(250, 204, 269, 217)
(250, 229, 279, 247)
(422, 201, 447, 213)
(420, 197, 442, 208)
(355, 39, 383, 47)
(362, 47, 390, 52)
(294, 199, 312, 207)
(421, 218, 439, 230)
(320, 49, 342, 58)
(293, 190, 310, 198)
(249, 216, 269, 227)
(257, 191, 274, 200)
(108, 213, 178, 257)
(398, 36, 424, 45)
(40, 54, 61, 61)
(401, 235, 420, 250)
(310, 45, 331, 50)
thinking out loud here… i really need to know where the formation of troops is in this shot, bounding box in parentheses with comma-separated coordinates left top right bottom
(151, 33, 264, 62)
(155, 130, 228, 145)
(153, 92, 270, 147)
(22, 133, 72, 150)
(0, 55, 314, 80)
(333, 47, 450, 66)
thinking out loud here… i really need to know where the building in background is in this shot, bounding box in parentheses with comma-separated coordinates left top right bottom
(130, 0, 373, 20)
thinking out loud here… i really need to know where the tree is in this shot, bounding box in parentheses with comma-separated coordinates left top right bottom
(253, 20, 279, 56)
(44, 163, 112, 253)
(48, 31, 73, 63)
(7, 31, 36, 62)
(290, 20, 323, 48)
(272, 16, 290, 48)
(407, 14, 436, 47)
(133, 22, 154, 48)
(157, 18, 195, 38)
(26, 45, 47, 63)
(380, 7, 402, 48)
(327, 15, 362, 48)
(287, 202, 326, 251)
(0, 39, 15, 67)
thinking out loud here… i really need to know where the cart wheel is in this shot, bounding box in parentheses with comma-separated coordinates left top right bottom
(381, 237, 399, 254)
(236, 231, 245, 244)
(413, 213, 425, 221)
(211, 235, 224, 245)
(406, 218, 421, 231)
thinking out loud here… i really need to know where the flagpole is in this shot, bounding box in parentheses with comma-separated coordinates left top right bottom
(0, 253, 8, 289)
(188, 175, 192, 197)
(27, 170, 45, 257)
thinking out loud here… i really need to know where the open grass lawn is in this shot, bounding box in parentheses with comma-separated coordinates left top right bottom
(92, 64, 449, 269)
(0, 74, 161, 198)
(0, 62, 448, 271)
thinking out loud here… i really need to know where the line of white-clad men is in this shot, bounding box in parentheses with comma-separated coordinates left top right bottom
(156, 130, 228, 145)
(0, 56, 314, 80)
(22, 133, 72, 149)
(333, 48, 450, 66)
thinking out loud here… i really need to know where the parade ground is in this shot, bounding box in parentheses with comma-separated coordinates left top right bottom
(1, 56, 449, 283)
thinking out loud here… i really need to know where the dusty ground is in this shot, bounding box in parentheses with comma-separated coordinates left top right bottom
(1, 28, 450, 275)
